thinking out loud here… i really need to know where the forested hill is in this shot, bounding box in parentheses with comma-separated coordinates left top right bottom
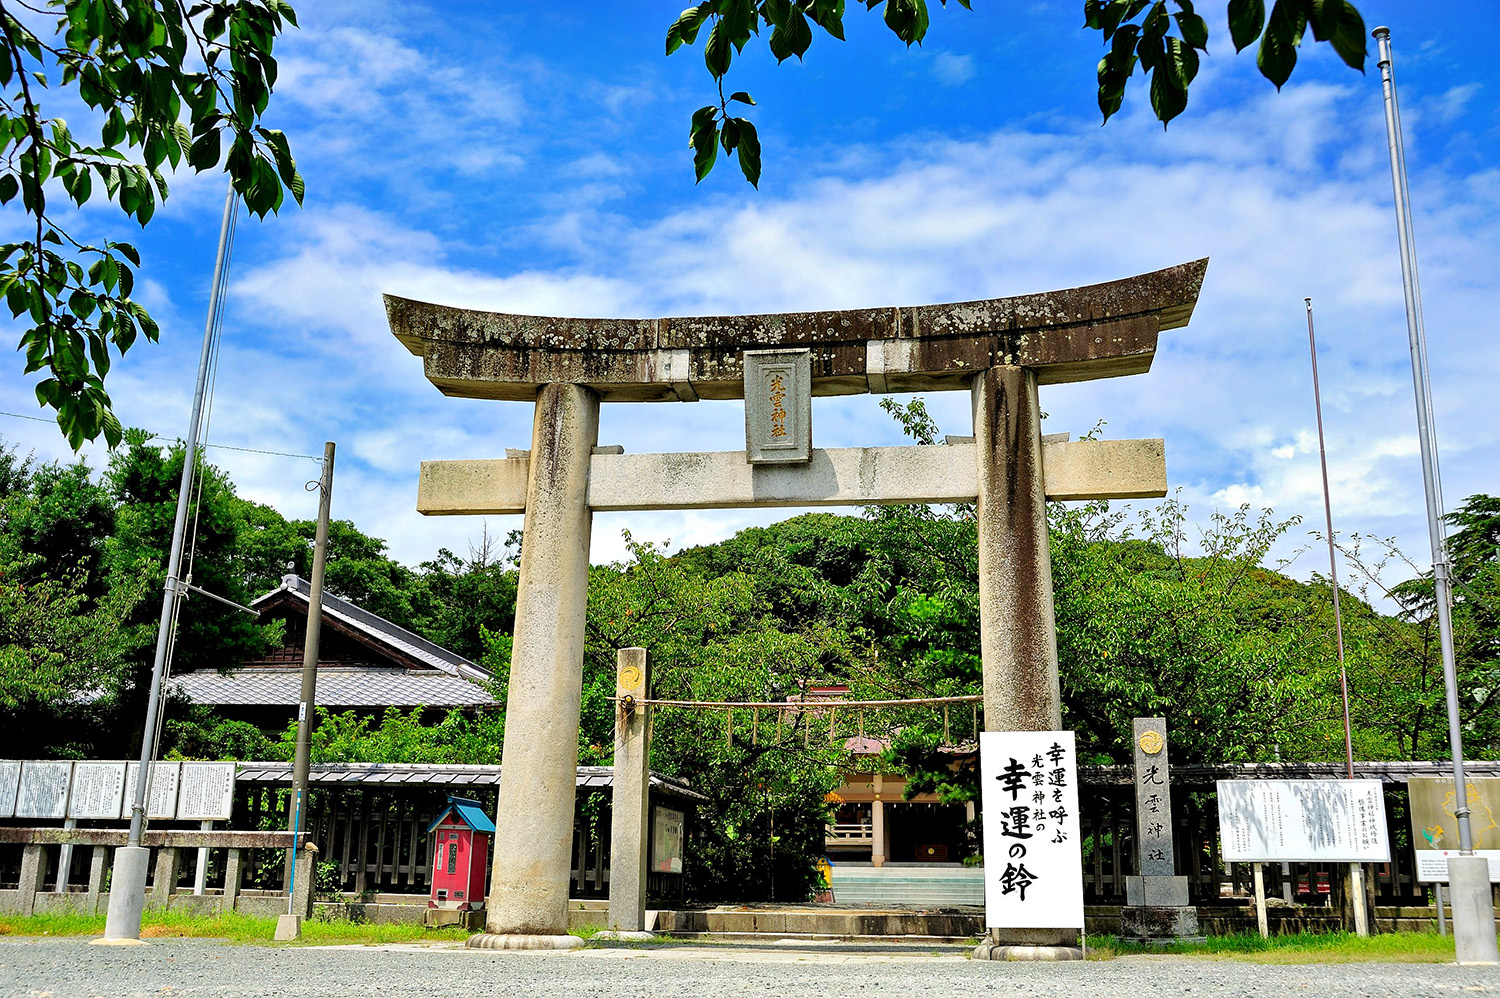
(3, 432, 1498, 774)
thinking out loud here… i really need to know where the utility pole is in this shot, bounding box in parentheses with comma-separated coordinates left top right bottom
(100, 179, 237, 945)
(1373, 26, 1499, 965)
(283, 441, 335, 934)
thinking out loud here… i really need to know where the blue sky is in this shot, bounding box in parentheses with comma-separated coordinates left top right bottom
(2, 1, 1496, 590)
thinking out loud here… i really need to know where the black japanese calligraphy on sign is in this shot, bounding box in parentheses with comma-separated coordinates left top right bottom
(998, 758, 1032, 801)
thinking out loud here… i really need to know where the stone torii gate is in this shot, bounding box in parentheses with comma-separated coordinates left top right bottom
(387, 258, 1207, 948)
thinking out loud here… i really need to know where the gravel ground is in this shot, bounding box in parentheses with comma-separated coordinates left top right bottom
(1, 938, 1498, 998)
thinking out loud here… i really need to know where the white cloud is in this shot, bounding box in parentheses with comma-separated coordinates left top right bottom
(931, 52, 976, 87)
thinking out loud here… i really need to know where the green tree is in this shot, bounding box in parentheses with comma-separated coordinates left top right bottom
(667, 0, 1369, 184)
(2, 0, 302, 448)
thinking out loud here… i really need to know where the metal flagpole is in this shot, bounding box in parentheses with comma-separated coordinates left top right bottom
(1305, 298, 1356, 780)
(100, 177, 238, 944)
(1305, 298, 1368, 936)
(1373, 26, 1498, 964)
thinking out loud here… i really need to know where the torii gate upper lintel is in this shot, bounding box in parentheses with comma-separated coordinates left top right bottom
(387, 258, 1208, 945)
(386, 257, 1207, 402)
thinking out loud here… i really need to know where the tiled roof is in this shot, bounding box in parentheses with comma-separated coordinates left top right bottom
(255, 575, 490, 683)
(168, 669, 497, 708)
(233, 761, 707, 801)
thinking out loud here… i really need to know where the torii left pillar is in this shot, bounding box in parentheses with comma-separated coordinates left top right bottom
(470, 383, 598, 950)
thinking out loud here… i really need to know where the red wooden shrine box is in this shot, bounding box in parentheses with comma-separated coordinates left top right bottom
(427, 796, 494, 911)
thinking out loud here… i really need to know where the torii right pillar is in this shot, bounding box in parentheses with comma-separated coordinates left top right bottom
(973, 365, 1061, 735)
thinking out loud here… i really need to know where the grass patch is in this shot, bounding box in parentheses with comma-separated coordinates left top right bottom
(0, 910, 470, 946)
(1085, 930, 1457, 963)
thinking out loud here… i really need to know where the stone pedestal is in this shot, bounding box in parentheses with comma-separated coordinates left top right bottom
(1122, 874, 1201, 940)
(274, 914, 302, 941)
(973, 931, 1082, 961)
(101, 845, 151, 941)
(480, 383, 599, 944)
(1448, 854, 1500, 965)
(1120, 906, 1200, 940)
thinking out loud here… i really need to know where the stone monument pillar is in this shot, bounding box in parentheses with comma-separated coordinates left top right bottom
(603, 647, 654, 940)
(472, 383, 598, 949)
(1122, 717, 1200, 940)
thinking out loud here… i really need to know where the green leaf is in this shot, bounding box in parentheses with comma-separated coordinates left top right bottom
(883, 0, 930, 46)
(769, 7, 813, 62)
(0, 174, 16, 204)
(189, 129, 221, 171)
(666, 2, 714, 55)
(734, 117, 761, 188)
(1308, 0, 1366, 71)
(1228, 0, 1265, 53)
(1256, 0, 1306, 89)
(692, 119, 719, 182)
(729, 91, 756, 105)
(1173, 9, 1209, 49)
(704, 17, 734, 77)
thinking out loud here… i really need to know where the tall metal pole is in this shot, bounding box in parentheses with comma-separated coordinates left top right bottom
(101, 178, 237, 943)
(1305, 299, 1356, 780)
(286, 441, 335, 913)
(1374, 26, 1497, 964)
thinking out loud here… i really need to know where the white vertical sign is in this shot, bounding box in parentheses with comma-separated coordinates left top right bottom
(980, 730, 1083, 929)
(120, 761, 181, 820)
(177, 762, 237, 821)
(68, 762, 127, 819)
(16, 761, 72, 819)
(0, 761, 20, 818)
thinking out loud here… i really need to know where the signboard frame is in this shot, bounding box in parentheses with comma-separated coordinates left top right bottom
(979, 730, 1084, 930)
(176, 762, 237, 821)
(68, 762, 127, 819)
(15, 760, 73, 820)
(1407, 776, 1500, 883)
(1216, 779, 1390, 864)
(121, 761, 182, 820)
(0, 760, 20, 819)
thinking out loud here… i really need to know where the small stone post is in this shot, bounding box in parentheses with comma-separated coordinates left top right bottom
(17, 844, 46, 916)
(56, 818, 77, 894)
(1122, 718, 1200, 941)
(275, 841, 319, 941)
(871, 776, 887, 869)
(604, 647, 654, 939)
(86, 847, 109, 915)
(150, 848, 179, 910)
(471, 383, 598, 950)
(971, 366, 1075, 960)
(193, 820, 213, 895)
(223, 849, 243, 913)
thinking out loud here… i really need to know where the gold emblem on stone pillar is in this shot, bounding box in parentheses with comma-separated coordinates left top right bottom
(1138, 729, 1164, 755)
(619, 664, 643, 691)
